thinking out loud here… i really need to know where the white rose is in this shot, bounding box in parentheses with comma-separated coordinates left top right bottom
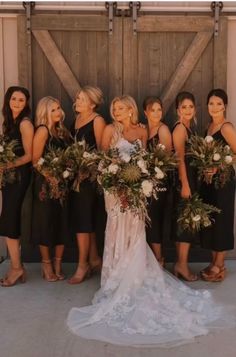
(137, 159, 148, 174)
(192, 215, 201, 222)
(37, 158, 45, 166)
(120, 152, 131, 163)
(0, 145, 4, 153)
(213, 153, 221, 161)
(225, 155, 233, 164)
(224, 145, 230, 153)
(108, 163, 119, 174)
(141, 180, 153, 197)
(52, 157, 59, 163)
(158, 143, 166, 150)
(158, 161, 164, 166)
(205, 135, 214, 143)
(154, 167, 165, 179)
(62, 170, 70, 179)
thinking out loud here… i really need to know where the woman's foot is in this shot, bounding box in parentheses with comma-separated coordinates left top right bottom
(41, 260, 58, 282)
(201, 265, 226, 282)
(173, 264, 198, 282)
(1, 266, 26, 287)
(68, 264, 91, 284)
(89, 258, 102, 274)
(200, 263, 213, 276)
(53, 258, 65, 280)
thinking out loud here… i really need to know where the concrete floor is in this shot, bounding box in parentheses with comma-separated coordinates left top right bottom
(0, 261, 236, 357)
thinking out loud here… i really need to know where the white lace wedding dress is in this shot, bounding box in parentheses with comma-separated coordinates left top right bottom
(67, 138, 234, 347)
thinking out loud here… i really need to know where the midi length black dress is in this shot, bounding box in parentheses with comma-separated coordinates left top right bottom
(31, 126, 69, 247)
(70, 118, 98, 234)
(172, 122, 199, 243)
(200, 125, 235, 251)
(0, 118, 32, 239)
(146, 126, 170, 244)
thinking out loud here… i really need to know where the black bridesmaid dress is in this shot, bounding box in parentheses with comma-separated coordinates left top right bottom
(70, 117, 104, 234)
(200, 125, 235, 251)
(0, 118, 32, 239)
(31, 126, 69, 247)
(146, 126, 170, 245)
(172, 122, 199, 243)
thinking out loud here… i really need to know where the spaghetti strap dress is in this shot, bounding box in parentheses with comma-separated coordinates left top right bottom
(146, 125, 169, 244)
(200, 124, 235, 251)
(31, 125, 69, 247)
(172, 122, 198, 243)
(70, 118, 98, 233)
(0, 118, 32, 239)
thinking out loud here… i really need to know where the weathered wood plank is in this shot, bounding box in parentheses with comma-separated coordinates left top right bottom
(161, 31, 213, 113)
(137, 16, 214, 33)
(31, 15, 108, 31)
(32, 29, 80, 100)
(213, 17, 227, 89)
(17, 15, 29, 89)
(123, 17, 138, 98)
(108, 17, 123, 101)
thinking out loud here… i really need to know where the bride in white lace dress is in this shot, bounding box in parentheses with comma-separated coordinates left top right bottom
(67, 95, 234, 347)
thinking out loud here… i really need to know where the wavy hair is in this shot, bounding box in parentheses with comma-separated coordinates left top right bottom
(2, 86, 31, 135)
(35, 96, 70, 141)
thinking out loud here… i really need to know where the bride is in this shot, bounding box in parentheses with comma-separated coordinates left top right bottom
(67, 95, 234, 347)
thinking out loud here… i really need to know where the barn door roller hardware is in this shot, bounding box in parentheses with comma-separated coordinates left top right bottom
(105, 2, 119, 35)
(129, 2, 141, 35)
(211, 1, 223, 36)
(23, 1, 35, 33)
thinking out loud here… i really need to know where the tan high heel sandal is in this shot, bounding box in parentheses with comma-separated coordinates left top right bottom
(173, 265, 198, 282)
(41, 260, 58, 282)
(68, 264, 91, 284)
(1, 266, 26, 287)
(53, 257, 65, 280)
(201, 265, 226, 282)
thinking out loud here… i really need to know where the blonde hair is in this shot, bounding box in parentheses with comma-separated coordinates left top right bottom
(110, 95, 139, 147)
(35, 96, 69, 140)
(110, 95, 139, 124)
(74, 85, 104, 111)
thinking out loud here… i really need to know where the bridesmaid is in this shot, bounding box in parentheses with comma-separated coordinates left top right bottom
(143, 96, 172, 266)
(0, 86, 34, 287)
(68, 86, 106, 284)
(200, 89, 236, 282)
(31, 96, 71, 282)
(172, 91, 198, 281)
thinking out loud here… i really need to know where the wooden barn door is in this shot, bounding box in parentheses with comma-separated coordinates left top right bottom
(17, 12, 233, 261)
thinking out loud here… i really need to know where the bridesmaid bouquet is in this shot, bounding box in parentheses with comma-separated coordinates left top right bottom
(188, 135, 235, 188)
(177, 193, 220, 234)
(97, 143, 177, 219)
(35, 146, 74, 202)
(63, 140, 98, 192)
(0, 135, 18, 189)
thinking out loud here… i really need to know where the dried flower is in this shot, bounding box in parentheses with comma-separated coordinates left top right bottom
(177, 193, 220, 234)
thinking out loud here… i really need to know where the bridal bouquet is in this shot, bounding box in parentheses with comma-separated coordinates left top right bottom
(177, 193, 221, 234)
(188, 135, 235, 188)
(0, 134, 18, 189)
(35, 146, 73, 202)
(97, 142, 176, 219)
(63, 140, 99, 192)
